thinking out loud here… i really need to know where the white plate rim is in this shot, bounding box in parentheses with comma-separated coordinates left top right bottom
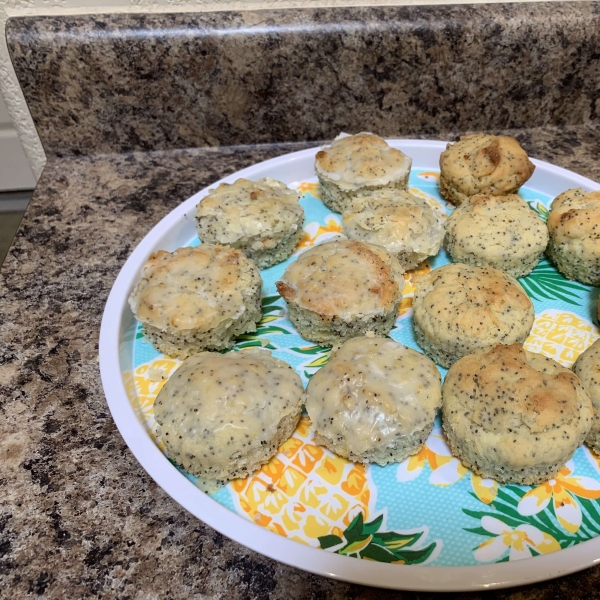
(99, 139, 600, 591)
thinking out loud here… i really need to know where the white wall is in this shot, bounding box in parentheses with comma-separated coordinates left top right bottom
(0, 91, 35, 190)
(0, 0, 573, 184)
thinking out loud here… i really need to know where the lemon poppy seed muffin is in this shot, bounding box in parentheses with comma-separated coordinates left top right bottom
(154, 348, 303, 491)
(443, 344, 593, 484)
(305, 337, 441, 465)
(439, 134, 535, 206)
(412, 263, 534, 368)
(195, 177, 305, 269)
(342, 189, 445, 271)
(445, 193, 549, 278)
(314, 133, 412, 213)
(129, 245, 262, 358)
(276, 239, 404, 345)
(573, 340, 600, 453)
(546, 188, 600, 286)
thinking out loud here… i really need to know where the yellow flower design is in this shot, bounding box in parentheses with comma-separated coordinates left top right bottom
(396, 426, 497, 504)
(474, 516, 560, 562)
(398, 261, 432, 317)
(296, 218, 343, 250)
(416, 171, 440, 182)
(132, 357, 182, 451)
(517, 461, 600, 533)
(295, 181, 321, 198)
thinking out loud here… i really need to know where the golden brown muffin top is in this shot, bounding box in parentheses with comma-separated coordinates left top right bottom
(547, 188, 600, 251)
(445, 193, 548, 261)
(413, 263, 533, 345)
(454, 344, 583, 434)
(195, 177, 303, 245)
(439, 134, 535, 205)
(315, 133, 412, 190)
(342, 189, 445, 259)
(305, 337, 441, 456)
(129, 244, 261, 332)
(276, 239, 403, 320)
(155, 348, 303, 480)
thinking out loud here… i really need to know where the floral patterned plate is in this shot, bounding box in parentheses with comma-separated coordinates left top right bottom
(100, 140, 600, 591)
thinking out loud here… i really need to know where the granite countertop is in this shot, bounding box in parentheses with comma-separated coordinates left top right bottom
(1, 125, 600, 598)
(3, 1, 600, 596)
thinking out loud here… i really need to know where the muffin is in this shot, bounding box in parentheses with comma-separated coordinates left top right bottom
(129, 245, 262, 358)
(444, 193, 548, 278)
(195, 177, 304, 269)
(412, 263, 534, 368)
(573, 339, 600, 454)
(546, 188, 600, 286)
(342, 189, 445, 271)
(314, 132, 412, 213)
(305, 337, 441, 465)
(276, 239, 404, 345)
(154, 348, 303, 491)
(443, 344, 593, 485)
(439, 134, 535, 206)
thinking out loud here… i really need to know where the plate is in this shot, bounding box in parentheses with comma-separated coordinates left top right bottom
(99, 140, 600, 591)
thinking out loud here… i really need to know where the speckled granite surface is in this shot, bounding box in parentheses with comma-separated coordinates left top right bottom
(7, 3, 600, 158)
(4, 3, 600, 597)
(1, 126, 600, 598)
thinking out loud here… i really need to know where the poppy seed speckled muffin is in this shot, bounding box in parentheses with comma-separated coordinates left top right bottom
(195, 177, 305, 269)
(314, 133, 412, 214)
(128, 245, 262, 358)
(305, 337, 441, 466)
(444, 193, 548, 278)
(443, 344, 593, 485)
(573, 340, 600, 454)
(412, 263, 534, 368)
(439, 134, 535, 206)
(546, 188, 600, 286)
(154, 348, 303, 492)
(341, 189, 445, 271)
(276, 239, 404, 346)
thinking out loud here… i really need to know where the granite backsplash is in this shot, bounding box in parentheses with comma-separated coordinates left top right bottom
(4, 4, 600, 597)
(6, 2, 600, 159)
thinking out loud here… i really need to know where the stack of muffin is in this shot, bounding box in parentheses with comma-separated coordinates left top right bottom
(128, 131, 600, 492)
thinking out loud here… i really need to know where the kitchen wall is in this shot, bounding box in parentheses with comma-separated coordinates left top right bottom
(0, 93, 35, 190)
(0, 0, 574, 184)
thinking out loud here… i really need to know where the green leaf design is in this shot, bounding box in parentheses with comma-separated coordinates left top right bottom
(318, 535, 343, 550)
(343, 513, 366, 543)
(362, 514, 384, 535)
(318, 513, 437, 565)
(519, 257, 590, 305)
(290, 345, 332, 355)
(261, 295, 282, 307)
(526, 200, 549, 222)
(259, 314, 280, 325)
(462, 484, 600, 562)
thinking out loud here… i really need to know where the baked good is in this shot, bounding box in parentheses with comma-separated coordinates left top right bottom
(129, 245, 262, 358)
(195, 177, 304, 269)
(546, 188, 600, 286)
(341, 189, 445, 271)
(314, 133, 412, 213)
(276, 239, 404, 345)
(439, 134, 535, 206)
(305, 336, 441, 465)
(412, 263, 534, 368)
(444, 193, 548, 278)
(443, 344, 593, 485)
(573, 339, 600, 453)
(154, 348, 303, 491)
